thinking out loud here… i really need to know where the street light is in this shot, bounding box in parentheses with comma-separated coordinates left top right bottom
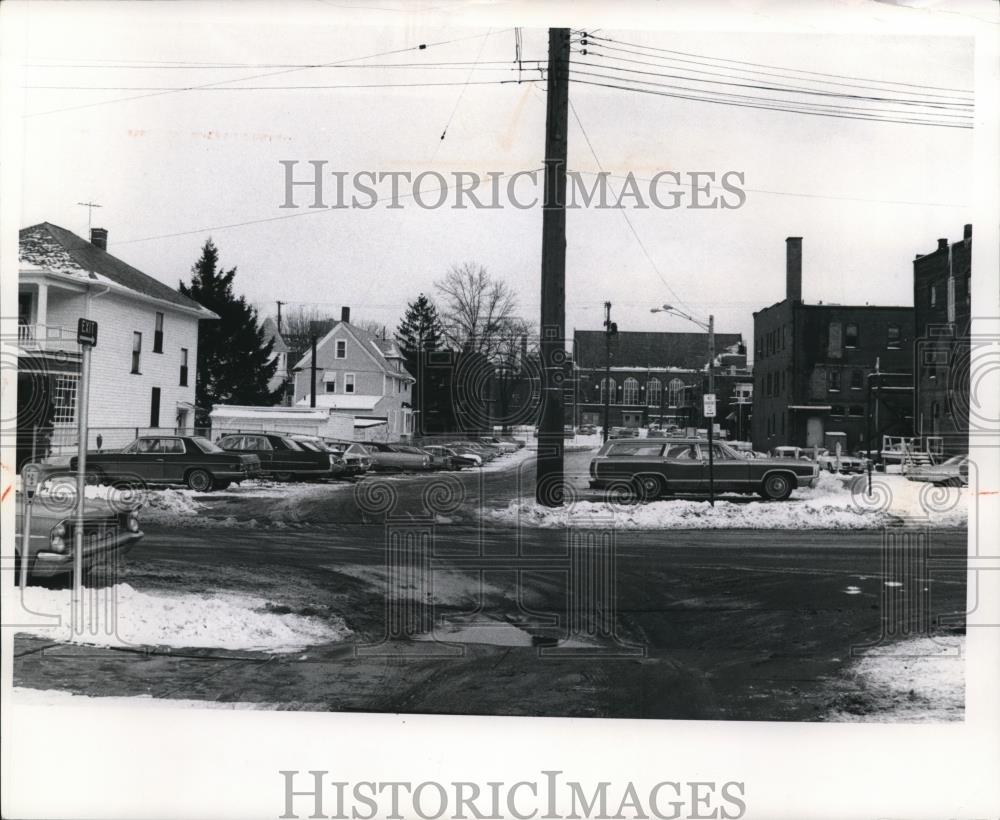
(651, 304, 717, 506)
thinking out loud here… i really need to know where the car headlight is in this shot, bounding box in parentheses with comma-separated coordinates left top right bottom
(127, 511, 141, 533)
(50, 522, 67, 552)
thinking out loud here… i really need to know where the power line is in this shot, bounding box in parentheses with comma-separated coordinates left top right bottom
(575, 50, 972, 110)
(568, 66, 972, 123)
(25, 79, 543, 92)
(569, 75, 973, 129)
(436, 27, 494, 146)
(24, 28, 514, 118)
(584, 33, 974, 95)
(25, 59, 546, 70)
(568, 98, 696, 315)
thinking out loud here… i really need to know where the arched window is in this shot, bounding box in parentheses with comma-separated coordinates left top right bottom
(600, 377, 617, 405)
(668, 378, 685, 407)
(622, 377, 640, 405)
(646, 378, 662, 407)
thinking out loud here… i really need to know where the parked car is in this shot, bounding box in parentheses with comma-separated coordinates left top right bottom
(42, 435, 261, 492)
(578, 424, 597, 435)
(609, 426, 640, 439)
(423, 445, 477, 469)
(438, 443, 483, 467)
(770, 445, 816, 461)
(480, 436, 519, 454)
(322, 440, 374, 476)
(289, 435, 354, 479)
(15, 490, 143, 581)
(363, 442, 432, 472)
(217, 433, 331, 481)
(906, 454, 969, 487)
(815, 451, 870, 474)
(589, 438, 819, 501)
(448, 441, 501, 461)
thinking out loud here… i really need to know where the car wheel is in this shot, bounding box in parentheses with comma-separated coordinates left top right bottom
(761, 472, 794, 501)
(186, 469, 214, 492)
(632, 475, 664, 502)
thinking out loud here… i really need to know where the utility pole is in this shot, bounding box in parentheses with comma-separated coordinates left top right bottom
(276, 300, 286, 334)
(706, 314, 716, 506)
(602, 301, 615, 443)
(310, 335, 317, 408)
(536, 27, 570, 508)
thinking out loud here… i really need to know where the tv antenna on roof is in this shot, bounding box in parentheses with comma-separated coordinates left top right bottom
(77, 201, 102, 232)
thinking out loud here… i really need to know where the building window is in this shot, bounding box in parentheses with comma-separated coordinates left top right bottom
(150, 387, 161, 428)
(668, 378, 685, 407)
(887, 324, 901, 348)
(325, 378, 336, 393)
(930, 285, 937, 308)
(179, 347, 189, 386)
(52, 375, 78, 424)
(844, 323, 858, 348)
(646, 378, 662, 407)
(336, 340, 346, 359)
(850, 369, 862, 390)
(600, 377, 617, 405)
(829, 370, 841, 392)
(153, 312, 164, 353)
(848, 405, 864, 417)
(831, 405, 845, 416)
(345, 373, 355, 394)
(622, 377, 640, 405)
(131, 332, 142, 374)
(766, 373, 773, 396)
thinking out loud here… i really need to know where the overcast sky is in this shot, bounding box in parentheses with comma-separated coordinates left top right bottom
(9, 1, 977, 356)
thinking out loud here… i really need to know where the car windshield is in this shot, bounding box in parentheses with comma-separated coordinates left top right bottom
(190, 437, 223, 453)
(280, 437, 303, 450)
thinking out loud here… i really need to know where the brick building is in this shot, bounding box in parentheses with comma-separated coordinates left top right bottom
(752, 237, 915, 454)
(570, 329, 747, 436)
(912, 225, 972, 456)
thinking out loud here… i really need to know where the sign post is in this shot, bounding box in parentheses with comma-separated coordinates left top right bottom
(73, 318, 97, 634)
(703, 392, 717, 507)
(19, 464, 41, 589)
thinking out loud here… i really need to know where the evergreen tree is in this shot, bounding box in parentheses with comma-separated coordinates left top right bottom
(395, 294, 450, 433)
(180, 239, 280, 425)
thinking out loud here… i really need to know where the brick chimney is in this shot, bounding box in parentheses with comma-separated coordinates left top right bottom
(90, 227, 108, 250)
(964, 224, 972, 241)
(341, 306, 351, 323)
(937, 238, 948, 251)
(786, 236, 802, 302)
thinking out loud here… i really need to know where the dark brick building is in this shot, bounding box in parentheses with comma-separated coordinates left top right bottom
(913, 225, 972, 456)
(570, 329, 749, 436)
(752, 237, 915, 454)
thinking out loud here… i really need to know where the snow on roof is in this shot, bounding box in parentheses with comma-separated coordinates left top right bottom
(295, 394, 381, 411)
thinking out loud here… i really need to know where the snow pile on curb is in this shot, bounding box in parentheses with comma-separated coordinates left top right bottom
(827, 635, 964, 722)
(479, 447, 536, 473)
(14, 583, 350, 653)
(485, 473, 968, 530)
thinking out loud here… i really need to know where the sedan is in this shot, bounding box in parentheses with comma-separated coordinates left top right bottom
(323, 441, 374, 476)
(363, 443, 432, 472)
(906, 454, 969, 487)
(15, 490, 143, 582)
(589, 438, 818, 501)
(42, 435, 261, 492)
(423, 445, 477, 469)
(217, 433, 331, 481)
(480, 436, 519, 454)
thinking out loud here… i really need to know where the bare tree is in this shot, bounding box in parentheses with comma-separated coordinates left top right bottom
(353, 318, 388, 339)
(435, 262, 519, 359)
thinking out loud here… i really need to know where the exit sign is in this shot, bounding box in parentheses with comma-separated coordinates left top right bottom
(77, 318, 98, 347)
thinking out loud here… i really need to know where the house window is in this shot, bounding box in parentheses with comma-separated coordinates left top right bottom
(829, 370, 841, 392)
(336, 340, 346, 359)
(150, 387, 161, 428)
(131, 332, 142, 373)
(622, 377, 640, 405)
(887, 324, 901, 348)
(179, 348, 189, 386)
(646, 378, 661, 407)
(844, 323, 858, 348)
(153, 312, 164, 353)
(345, 373, 355, 394)
(52, 375, 78, 424)
(850, 369, 862, 390)
(325, 378, 336, 393)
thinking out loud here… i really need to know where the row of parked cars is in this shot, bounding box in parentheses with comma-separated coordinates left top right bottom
(37, 432, 525, 492)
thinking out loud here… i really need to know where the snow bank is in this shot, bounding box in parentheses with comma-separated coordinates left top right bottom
(478, 447, 536, 473)
(827, 635, 964, 722)
(485, 473, 968, 530)
(14, 583, 350, 653)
